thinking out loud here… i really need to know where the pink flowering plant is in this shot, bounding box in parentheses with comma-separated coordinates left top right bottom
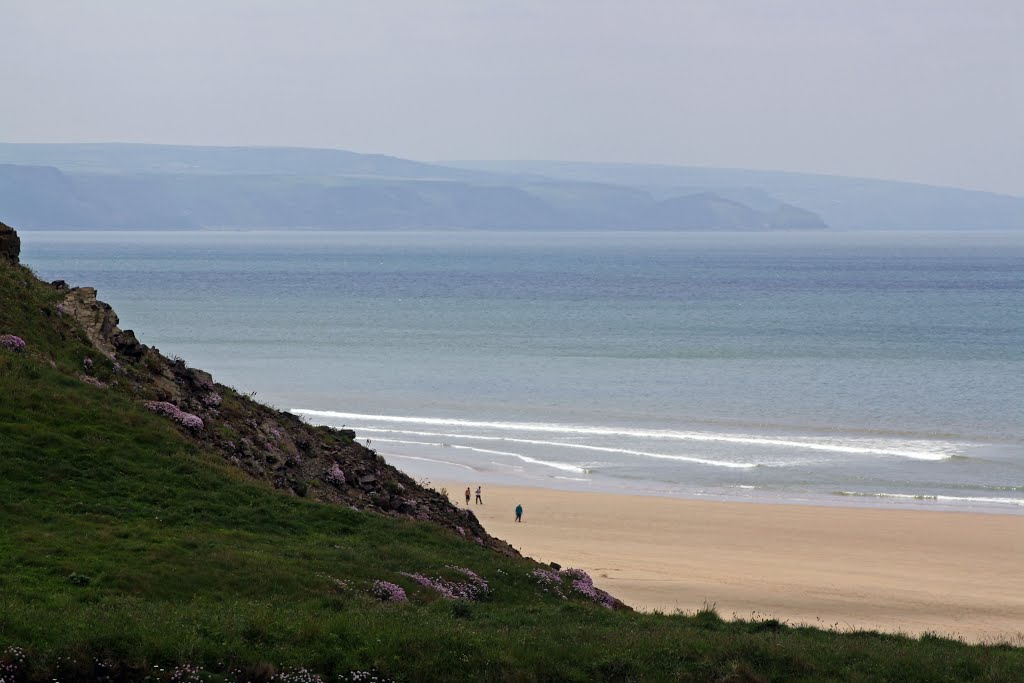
(530, 567, 619, 609)
(325, 463, 346, 486)
(271, 668, 328, 683)
(562, 567, 618, 609)
(370, 580, 407, 602)
(341, 672, 393, 682)
(450, 565, 488, 593)
(144, 401, 204, 430)
(531, 567, 566, 599)
(1, 646, 26, 682)
(200, 392, 222, 407)
(400, 565, 490, 601)
(170, 663, 205, 683)
(0, 334, 25, 352)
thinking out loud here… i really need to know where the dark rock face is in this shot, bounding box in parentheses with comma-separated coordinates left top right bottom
(0, 221, 19, 263)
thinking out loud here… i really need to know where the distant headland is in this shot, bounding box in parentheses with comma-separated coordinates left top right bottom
(1, 142, 1022, 231)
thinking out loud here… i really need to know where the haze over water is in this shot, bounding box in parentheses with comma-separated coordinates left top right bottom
(23, 230, 1024, 512)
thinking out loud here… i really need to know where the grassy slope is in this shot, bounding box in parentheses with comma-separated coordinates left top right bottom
(2, 261, 1023, 682)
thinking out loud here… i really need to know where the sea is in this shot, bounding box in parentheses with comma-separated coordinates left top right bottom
(21, 230, 1024, 513)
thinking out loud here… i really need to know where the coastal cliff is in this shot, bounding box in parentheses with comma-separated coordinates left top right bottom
(3, 222, 507, 552)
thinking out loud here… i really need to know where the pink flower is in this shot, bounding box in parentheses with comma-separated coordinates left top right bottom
(531, 567, 566, 599)
(326, 463, 346, 486)
(144, 401, 204, 430)
(371, 580, 407, 602)
(562, 568, 617, 609)
(200, 392, 222, 407)
(400, 567, 490, 601)
(0, 334, 25, 352)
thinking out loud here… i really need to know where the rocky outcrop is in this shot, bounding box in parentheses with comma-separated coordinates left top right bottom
(0, 221, 19, 263)
(61, 287, 121, 357)
(59, 286, 149, 365)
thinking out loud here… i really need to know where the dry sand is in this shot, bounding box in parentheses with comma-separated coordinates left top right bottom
(444, 482, 1024, 644)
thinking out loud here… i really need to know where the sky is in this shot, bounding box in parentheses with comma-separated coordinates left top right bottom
(1, 1, 1022, 195)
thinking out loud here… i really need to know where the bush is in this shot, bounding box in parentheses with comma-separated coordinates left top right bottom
(68, 572, 92, 587)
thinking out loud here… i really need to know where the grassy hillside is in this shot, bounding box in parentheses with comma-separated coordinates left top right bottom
(2, 238, 1023, 681)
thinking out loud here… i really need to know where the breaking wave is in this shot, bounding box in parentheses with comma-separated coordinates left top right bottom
(834, 491, 1024, 507)
(293, 409, 958, 461)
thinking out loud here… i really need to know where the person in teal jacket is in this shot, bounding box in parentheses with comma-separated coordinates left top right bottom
(515, 503, 523, 522)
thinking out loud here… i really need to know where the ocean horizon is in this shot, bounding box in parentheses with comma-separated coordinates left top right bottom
(22, 229, 1024, 513)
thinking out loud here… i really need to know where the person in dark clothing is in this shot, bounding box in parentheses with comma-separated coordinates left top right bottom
(465, 487, 471, 505)
(515, 503, 523, 522)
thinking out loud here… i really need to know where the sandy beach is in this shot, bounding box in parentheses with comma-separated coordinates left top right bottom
(444, 482, 1024, 644)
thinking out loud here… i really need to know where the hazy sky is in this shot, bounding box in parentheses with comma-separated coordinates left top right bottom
(2, 1, 1022, 195)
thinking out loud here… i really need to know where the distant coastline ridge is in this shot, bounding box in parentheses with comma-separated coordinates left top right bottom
(2, 142, 1023, 230)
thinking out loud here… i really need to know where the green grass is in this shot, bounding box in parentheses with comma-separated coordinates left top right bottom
(3, 262, 1024, 682)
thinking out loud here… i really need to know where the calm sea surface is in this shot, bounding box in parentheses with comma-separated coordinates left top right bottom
(21, 230, 1024, 512)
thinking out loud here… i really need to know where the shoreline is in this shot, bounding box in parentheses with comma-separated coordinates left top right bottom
(377, 445, 1024, 517)
(441, 481, 1024, 644)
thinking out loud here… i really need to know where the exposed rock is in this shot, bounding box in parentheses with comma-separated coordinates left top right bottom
(58, 286, 148, 362)
(112, 329, 146, 360)
(150, 372, 183, 402)
(61, 287, 125, 358)
(0, 221, 20, 264)
(189, 368, 215, 389)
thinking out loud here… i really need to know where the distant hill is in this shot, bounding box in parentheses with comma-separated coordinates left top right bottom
(4, 143, 1023, 231)
(446, 160, 1024, 231)
(0, 142, 484, 180)
(0, 143, 827, 231)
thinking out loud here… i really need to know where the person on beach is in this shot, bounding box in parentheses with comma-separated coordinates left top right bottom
(465, 487, 471, 505)
(475, 486, 483, 504)
(515, 503, 523, 522)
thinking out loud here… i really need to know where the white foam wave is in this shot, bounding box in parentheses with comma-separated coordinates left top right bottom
(353, 427, 755, 469)
(836, 491, 1024, 507)
(366, 437, 586, 473)
(294, 409, 954, 461)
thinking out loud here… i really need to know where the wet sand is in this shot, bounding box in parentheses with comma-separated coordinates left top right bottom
(444, 482, 1024, 644)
